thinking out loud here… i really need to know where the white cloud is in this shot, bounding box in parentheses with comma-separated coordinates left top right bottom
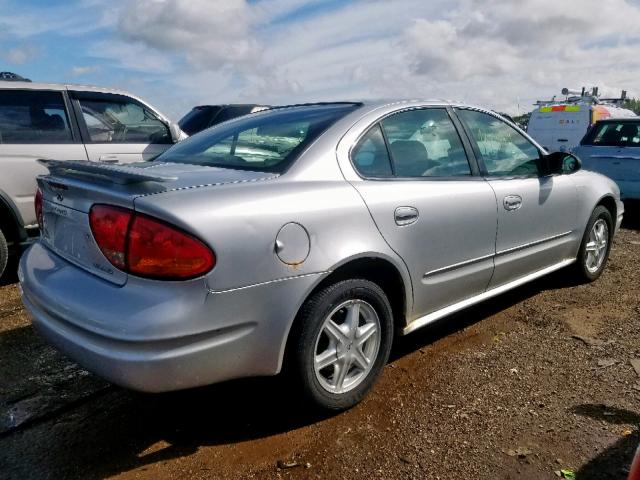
(117, 0, 260, 68)
(5, 0, 640, 116)
(71, 65, 100, 75)
(111, 0, 640, 114)
(89, 39, 175, 74)
(0, 44, 38, 65)
(0, 0, 117, 38)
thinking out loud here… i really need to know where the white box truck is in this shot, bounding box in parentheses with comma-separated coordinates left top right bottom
(527, 87, 636, 153)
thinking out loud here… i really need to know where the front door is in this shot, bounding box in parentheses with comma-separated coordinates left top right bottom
(69, 91, 174, 163)
(455, 108, 578, 288)
(349, 107, 498, 320)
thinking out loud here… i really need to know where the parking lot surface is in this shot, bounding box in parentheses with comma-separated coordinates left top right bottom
(1, 218, 639, 480)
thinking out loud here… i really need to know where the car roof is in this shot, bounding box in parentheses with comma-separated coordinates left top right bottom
(192, 104, 270, 108)
(265, 99, 493, 117)
(0, 80, 138, 97)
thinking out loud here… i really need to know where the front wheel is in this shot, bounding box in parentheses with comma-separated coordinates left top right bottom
(573, 206, 613, 282)
(290, 279, 394, 411)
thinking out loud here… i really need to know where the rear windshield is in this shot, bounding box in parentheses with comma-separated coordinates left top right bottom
(157, 104, 361, 173)
(582, 121, 640, 147)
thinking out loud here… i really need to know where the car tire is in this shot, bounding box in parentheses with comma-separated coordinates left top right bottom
(0, 228, 8, 279)
(573, 206, 613, 282)
(290, 279, 394, 411)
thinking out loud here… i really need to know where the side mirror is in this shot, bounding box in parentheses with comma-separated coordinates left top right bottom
(541, 151, 581, 175)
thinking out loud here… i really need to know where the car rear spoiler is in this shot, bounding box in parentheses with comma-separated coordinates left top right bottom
(38, 159, 178, 184)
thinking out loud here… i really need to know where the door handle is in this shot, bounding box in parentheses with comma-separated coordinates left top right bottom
(503, 195, 522, 211)
(99, 155, 119, 163)
(394, 206, 419, 226)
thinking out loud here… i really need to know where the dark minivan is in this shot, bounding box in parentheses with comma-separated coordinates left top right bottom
(178, 104, 270, 136)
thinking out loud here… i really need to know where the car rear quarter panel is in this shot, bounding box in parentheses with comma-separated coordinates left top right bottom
(570, 170, 623, 240)
(133, 176, 411, 297)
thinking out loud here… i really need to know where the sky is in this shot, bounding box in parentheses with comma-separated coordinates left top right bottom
(1, 0, 640, 121)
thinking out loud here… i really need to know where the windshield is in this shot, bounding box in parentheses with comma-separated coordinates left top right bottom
(157, 104, 361, 173)
(582, 121, 640, 147)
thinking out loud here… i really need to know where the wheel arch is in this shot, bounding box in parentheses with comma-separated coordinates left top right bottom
(596, 194, 617, 223)
(278, 253, 412, 372)
(0, 191, 25, 247)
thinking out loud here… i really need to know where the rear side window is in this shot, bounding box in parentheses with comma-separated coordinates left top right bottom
(582, 122, 640, 147)
(457, 109, 540, 177)
(77, 97, 171, 144)
(0, 90, 73, 144)
(351, 125, 393, 177)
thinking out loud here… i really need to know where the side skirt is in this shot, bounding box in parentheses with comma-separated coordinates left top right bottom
(402, 258, 576, 335)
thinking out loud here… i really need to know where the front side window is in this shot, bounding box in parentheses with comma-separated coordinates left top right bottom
(0, 90, 73, 144)
(156, 103, 360, 173)
(381, 108, 471, 177)
(582, 121, 640, 147)
(78, 97, 171, 144)
(457, 109, 540, 177)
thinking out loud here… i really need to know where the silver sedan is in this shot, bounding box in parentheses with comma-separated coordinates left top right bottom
(19, 101, 623, 410)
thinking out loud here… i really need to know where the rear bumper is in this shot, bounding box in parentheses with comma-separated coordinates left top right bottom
(19, 242, 324, 392)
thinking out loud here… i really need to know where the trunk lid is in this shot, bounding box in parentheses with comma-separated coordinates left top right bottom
(37, 160, 278, 285)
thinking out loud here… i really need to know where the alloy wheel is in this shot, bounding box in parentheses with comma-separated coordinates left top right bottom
(585, 218, 609, 274)
(313, 299, 381, 394)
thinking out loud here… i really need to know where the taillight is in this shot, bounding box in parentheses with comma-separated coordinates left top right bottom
(89, 205, 215, 280)
(89, 205, 132, 270)
(127, 214, 215, 279)
(35, 188, 43, 228)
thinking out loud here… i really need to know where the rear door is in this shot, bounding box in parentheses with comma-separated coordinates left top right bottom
(69, 91, 174, 163)
(349, 107, 498, 320)
(0, 88, 87, 227)
(456, 108, 578, 288)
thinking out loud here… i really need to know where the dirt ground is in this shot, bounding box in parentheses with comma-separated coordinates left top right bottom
(1, 214, 639, 480)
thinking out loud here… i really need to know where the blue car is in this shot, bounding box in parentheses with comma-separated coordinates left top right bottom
(573, 118, 640, 200)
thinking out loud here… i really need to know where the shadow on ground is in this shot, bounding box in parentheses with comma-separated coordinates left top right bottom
(0, 266, 581, 480)
(622, 200, 640, 230)
(573, 405, 640, 480)
(0, 257, 19, 287)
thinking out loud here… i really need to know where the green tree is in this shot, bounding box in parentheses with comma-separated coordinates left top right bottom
(623, 98, 640, 115)
(512, 112, 531, 129)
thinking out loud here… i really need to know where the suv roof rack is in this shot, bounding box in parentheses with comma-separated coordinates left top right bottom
(534, 87, 628, 107)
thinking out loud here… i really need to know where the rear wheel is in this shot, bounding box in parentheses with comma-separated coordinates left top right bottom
(0, 228, 8, 279)
(573, 206, 613, 282)
(290, 279, 393, 411)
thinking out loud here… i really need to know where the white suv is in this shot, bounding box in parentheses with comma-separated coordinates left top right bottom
(0, 81, 185, 278)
